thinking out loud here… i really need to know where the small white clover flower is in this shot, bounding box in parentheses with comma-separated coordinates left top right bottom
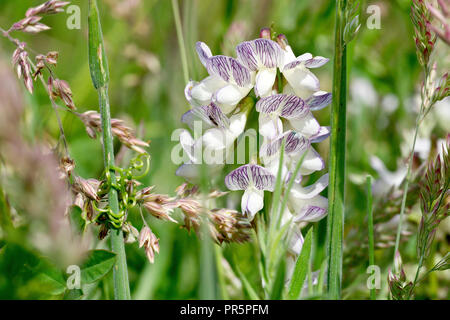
(225, 164, 276, 221)
(236, 38, 283, 97)
(185, 42, 254, 114)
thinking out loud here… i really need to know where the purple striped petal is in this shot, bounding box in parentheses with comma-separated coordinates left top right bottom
(181, 103, 230, 130)
(283, 59, 302, 70)
(196, 42, 212, 67)
(261, 131, 310, 158)
(225, 165, 250, 190)
(293, 206, 327, 223)
(304, 56, 329, 68)
(310, 126, 330, 143)
(207, 55, 251, 87)
(236, 39, 282, 71)
(256, 94, 308, 119)
(306, 91, 332, 111)
(250, 164, 276, 191)
(225, 164, 275, 191)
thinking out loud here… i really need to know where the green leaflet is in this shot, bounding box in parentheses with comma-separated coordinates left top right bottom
(288, 227, 313, 300)
(81, 250, 117, 284)
(88, 0, 109, 89)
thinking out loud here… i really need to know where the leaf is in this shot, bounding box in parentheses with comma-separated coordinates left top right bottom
(270, 256, 286, 300)
(64, 289, 84, 300)
(81, 250, 117, 284)
(0, 186, 13, 230)
(36, 261, 66, 295)
(233, 255, 260, 300)
(88, 0, 109, 89)
(69, 205, 86, 235)
(288, 228, 313, 300)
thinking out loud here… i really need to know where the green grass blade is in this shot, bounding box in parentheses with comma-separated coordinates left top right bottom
(326, 0, 348, 300)
(366, 175, 376, 300)
(88, 0, 130, 300)
(233, 255, 260, 300)
(270, 256, 286, 300)
(288, 227, 313, 300)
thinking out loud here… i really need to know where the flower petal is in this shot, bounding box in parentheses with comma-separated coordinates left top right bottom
(298, 147, 325, 175)
(255, 68, 277, 97)
(258, 113, 283, 140)
(207, 55, 251, 87)
(249, 164, 276, 191)
(185, 76, 227, 107)
(290, 174, 329, 200)
(306, 91, 332, 111)
(241, 188, 264, 221)
(310, 126, 331, 143)
(261, 130, 310, 158)
(236, 38, 282, 70)
(225, 165, 250, 190)
(256, 94, 308, 119)
(196, 41, 213, 67)
(291, 195, 328, 223)
(213, 84, 250, 113)
(304, 56, 329, 68)
(283, 67, 320, 98)
(288, 227, 304, 256)
(179, 129, 197, 162)
(203, 128, 227, 151)
(225, 164, 276, 191)
(181, 102, 230, 130)
(288, 112, 321, 137)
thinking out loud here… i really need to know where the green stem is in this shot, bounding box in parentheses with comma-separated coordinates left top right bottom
(393, 65, 428, 267)
(88, 0, 130, 300)
(214, 244, 229, 300)
(366, 176, 376, 300)
(326, 0, 348, 300)
(408, 247, 425, 299)
(392, 121, 419, 263)
(171, 0, 190, 84)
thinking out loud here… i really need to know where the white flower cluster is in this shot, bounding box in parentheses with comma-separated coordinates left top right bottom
(176, 33, 331, 258)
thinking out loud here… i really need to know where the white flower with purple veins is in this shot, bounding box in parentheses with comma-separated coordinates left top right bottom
(288, 173, 329, 223)
(236, 38, 283, 97)
(261, 131, 325, 178)
(256, 94, 331, 140)
(185, 42, 253, 114)
(281, 45, 329, 99)
(225, 164, 276, 221)
(181, 102, 246, 151)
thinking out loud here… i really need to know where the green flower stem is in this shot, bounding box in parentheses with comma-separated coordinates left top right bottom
(171, 0, 190, 84)
(88, 0, 130, 300)
(326, 0, 348, 300)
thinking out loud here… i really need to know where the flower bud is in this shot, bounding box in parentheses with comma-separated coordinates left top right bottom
(259, 27, 271, 40)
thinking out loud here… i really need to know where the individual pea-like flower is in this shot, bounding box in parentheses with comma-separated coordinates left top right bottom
(278, 36, 329, 99)
(287, 173, 329, 222)
(185, 42, 253, 114)
(236, 38, 283, 97)
(260, 130, 326, 179)
(181, 102, 247, 151)
(256, 93, 331, 140)
(225, 164, 276, 220)
(175, 102, 247, 182)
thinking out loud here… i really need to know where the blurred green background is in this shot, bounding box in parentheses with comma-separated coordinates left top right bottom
(0, 0, 448, 299)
